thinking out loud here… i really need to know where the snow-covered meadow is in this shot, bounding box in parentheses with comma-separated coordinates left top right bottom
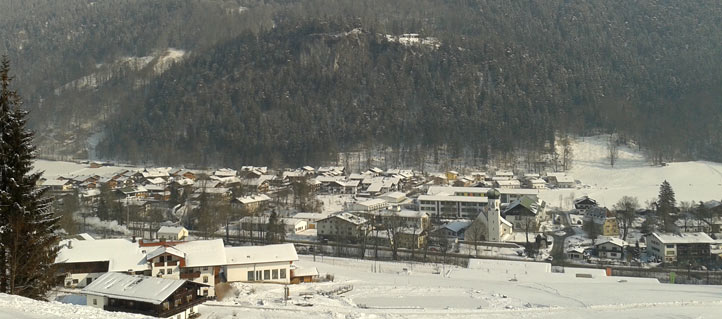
(195, 256, 722, 318)
(538, 135, 722, 209)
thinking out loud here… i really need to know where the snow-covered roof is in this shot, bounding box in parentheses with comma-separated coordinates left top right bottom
(495, 171, 514, 177)
(495, 180, 521, 186)
(173, 239, 227, 267)
(355, 198, 387, 208)
(555, 176, 575, 183)
(141, 168, 170, 178)
(376, 209, 427, 219)
(82, 272, 189, 305)
(55, 239, 149, 272)
(426, 186, 539, 196)
(42, 179, 71, 186)
(321, 212, 367, 225)
(292, 267, 318, 278)
(440, 220, 472, 233)
(595, 237, 627, 247)
(503, 196, 545, 216)
(146, 177, 166, 185)
(214, 168, 237, 177)
(418, 194, 489, 203)
(379, 191, 406, 201)
(366, 182, 384, 193)
(235, 194, 271, 205)
(224, 243, 299, 265)
(650, 232, 715, 244)
(76, 233, 95, 241)
(157, 226, 187, 235)
(146, 245, 185, 260)
(292, 212, 326, 220)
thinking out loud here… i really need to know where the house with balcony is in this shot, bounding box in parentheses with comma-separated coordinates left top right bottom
(83, 272, 209, 319)
(595, 237, 627, 260)
(54, 238, 150, 288)
(144, 239, 227, 297)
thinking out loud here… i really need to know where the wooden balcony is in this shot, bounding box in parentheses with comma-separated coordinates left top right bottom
(167, 260, 178, 266)
(179, 272, 200, 280)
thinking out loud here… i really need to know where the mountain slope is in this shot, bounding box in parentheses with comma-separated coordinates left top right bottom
(3, 1, 722, 166)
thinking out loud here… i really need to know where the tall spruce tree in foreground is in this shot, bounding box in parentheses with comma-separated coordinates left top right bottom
(657, 180, 678, 232)
(0, 56, 60, 299)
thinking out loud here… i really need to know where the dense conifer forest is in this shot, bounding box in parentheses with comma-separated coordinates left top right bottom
(1, 0, 721, 167)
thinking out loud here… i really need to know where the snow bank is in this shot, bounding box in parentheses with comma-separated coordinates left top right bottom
(0, 293, 149, 319)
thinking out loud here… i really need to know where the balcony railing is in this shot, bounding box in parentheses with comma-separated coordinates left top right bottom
(154, 260, 179, 267)
(179, 272, 200, 279)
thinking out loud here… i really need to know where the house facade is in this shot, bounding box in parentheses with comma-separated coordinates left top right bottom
(646, 232, 714, 263)
(595, 237, 627, 260)
(83, 272, 209, 319)
(224, 244, 299, 284)
(317, 213, 368, 242)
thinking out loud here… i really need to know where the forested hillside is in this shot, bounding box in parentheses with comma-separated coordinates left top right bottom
(2, 0, 721, 167)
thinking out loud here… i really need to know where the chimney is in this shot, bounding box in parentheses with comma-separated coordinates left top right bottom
(131, 236, 136, 243)
(67, 241, 73, 249)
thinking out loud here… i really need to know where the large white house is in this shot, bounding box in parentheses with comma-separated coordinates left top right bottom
(54, 238, 149, 288)
(224, 243, 299, 284)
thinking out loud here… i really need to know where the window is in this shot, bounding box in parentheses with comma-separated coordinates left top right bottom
(93, 298, 97, 305)
(86, 278, 93, 285)
(159, 256, 165, 262)
(264, 270, 271, 280)
(248, 271, 254, 281)
(159, 269, 165, 275)
(666, 244, 675, 249)
(167, 269, 172, 275)
(73, 279, 79, 284)
(162, 301, 169, 310)
(175, 298, 181, 307)
(186, 295, 192, 302)
(203, 267, 208, 271)
(610, 252, 617, 257)
(272, 269, 278, 279)
(280, 269, 286, 279)
(203, 289, 208, 297)
(203, 276, 208, 283)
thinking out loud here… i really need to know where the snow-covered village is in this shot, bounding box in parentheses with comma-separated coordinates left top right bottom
(3, 2, 722, 318)
(0, 135, 720, 319)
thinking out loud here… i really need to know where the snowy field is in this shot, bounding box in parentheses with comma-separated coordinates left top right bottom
(3, 252, 721, 318)
(195, 256, 722, 319)
(538, 135, 722, 209)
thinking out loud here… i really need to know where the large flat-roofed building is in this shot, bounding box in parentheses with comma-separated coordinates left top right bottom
(420, 186, 540, 219)
(418, 194, 488, 219)
(426, 186, 539, 204)
(646, 232, 715, 263)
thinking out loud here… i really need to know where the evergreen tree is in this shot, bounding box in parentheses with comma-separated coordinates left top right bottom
(0, 57, 60, 299)
(657, 180, 677, 232)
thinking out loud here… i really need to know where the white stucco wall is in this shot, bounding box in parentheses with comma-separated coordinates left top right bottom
(225, 261, 292, 284)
